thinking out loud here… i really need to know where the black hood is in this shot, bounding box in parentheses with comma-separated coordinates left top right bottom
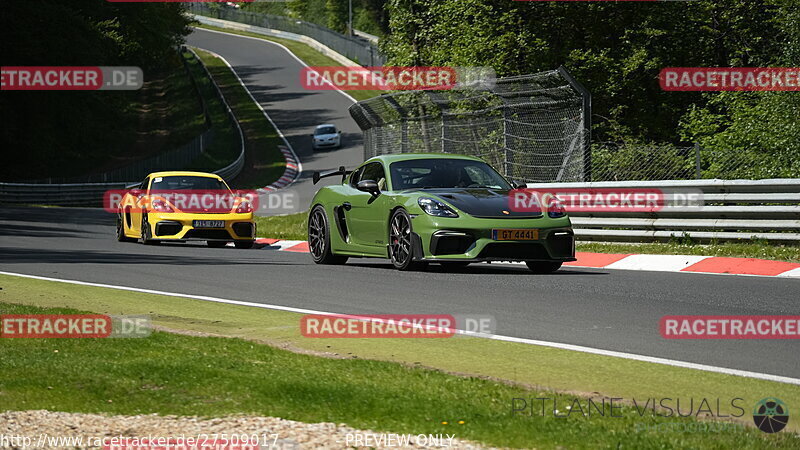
(417, 188, 542, 218)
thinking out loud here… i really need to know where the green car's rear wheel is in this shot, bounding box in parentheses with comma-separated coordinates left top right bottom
(309, 205, 348, 265)
(389, 209, 427, 271)
(525, 261, 562, 274)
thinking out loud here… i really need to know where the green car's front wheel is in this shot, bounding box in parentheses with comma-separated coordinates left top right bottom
(309, 205, 348, 265)
(388, 209, 427, 271)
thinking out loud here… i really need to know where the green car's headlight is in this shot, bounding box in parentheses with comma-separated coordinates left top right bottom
(418, 197, 458, 217)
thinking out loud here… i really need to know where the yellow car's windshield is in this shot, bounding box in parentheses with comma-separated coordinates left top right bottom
(150, 176, 228, 192)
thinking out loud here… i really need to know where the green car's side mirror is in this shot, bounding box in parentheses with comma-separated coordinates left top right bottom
(357, 180, 380, 196)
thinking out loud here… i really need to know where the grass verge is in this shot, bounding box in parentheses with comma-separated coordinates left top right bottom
(180, 49, 239, 174)
(195, 24, 382, 102)
(2, 301, 799, 448)
(254, 213, 307, 240)
(1, 274, 798, 445)
(188, 48, 287, 190)
(255, 212, 800, 262)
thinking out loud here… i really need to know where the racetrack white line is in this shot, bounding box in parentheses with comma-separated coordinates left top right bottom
(191, 46, 303, 190)
(2, 270, 798, 385)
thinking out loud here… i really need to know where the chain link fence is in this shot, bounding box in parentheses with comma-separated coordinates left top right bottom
(189, 3, 386, 66)
(591, 142, 800, 181)
(349, 68, 591, 183)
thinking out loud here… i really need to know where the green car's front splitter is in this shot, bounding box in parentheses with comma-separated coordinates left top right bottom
(408, 213, 576, 263)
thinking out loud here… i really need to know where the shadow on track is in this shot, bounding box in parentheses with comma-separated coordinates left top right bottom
(0, 247, 304, 266)
(345, 262, 607, 276)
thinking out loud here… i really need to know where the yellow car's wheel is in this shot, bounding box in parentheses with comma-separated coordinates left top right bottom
(140, 215, 159, 245)
(116, 216, 135, 243)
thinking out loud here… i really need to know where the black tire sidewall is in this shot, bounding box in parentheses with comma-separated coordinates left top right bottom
(389, 209, 417, 270)
(309, 205, 337, 264)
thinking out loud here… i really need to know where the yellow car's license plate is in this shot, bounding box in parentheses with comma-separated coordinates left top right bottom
(492, 229, 539, 241)
(193, 220, 224, 228)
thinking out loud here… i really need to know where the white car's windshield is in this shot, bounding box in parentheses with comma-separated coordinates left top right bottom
(315, 126, 337, 135)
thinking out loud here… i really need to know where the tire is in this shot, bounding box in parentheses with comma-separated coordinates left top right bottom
(388, 209, 428, 271)
(525, 261, 562, 274)
(308, 205, 348, 265)
(234, 240, 254, 249)
(440, 261, 470, 271)
(116, 216, 135, 242)
(207, 241, 228, 248)
(140, 214, 159, 245)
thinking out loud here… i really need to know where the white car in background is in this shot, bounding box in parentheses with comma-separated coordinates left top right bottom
(312, 124, 342, 150)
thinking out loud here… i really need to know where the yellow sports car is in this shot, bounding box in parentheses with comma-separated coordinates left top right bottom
(116, 171, 256, 248)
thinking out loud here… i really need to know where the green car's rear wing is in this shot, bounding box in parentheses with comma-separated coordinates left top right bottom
(313, 166, 352, 184)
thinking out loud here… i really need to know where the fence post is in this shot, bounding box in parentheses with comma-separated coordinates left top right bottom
(695, 142, 701, 179)
(503, 109, 511, 177)
(557, 66, 592, 182)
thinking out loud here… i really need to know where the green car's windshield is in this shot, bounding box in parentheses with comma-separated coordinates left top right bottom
(389, 158, 511, 190)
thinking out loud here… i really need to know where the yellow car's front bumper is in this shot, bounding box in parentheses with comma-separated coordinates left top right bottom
(146, 212, 255, 241)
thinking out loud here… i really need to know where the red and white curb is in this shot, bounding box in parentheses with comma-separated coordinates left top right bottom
(240, 239, 800, 278)
(258, 145, 301, 192)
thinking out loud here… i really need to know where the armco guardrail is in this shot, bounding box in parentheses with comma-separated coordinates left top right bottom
(0, 183, 131, 207)
(527, 178, 800, 243)
(192, 15, 359, 67)
(0, 49, 245, 206)
(190, 3, 385, 66)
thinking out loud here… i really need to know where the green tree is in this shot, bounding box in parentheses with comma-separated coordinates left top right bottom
(326, 0, 350, 34)
(0, 0, 192, 181)
(381, 0, 793, 147)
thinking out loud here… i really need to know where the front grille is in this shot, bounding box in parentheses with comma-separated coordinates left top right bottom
(184, 229, 233, 240)
(155, 221, 182, 236)
(431, 234, 475, 255)
(547, 232, 575, 258)
(478, 243, 550, 260)
(232, 222, 254, 238)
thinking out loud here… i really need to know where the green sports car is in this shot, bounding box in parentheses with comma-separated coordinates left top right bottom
(308, 153, 576, 272)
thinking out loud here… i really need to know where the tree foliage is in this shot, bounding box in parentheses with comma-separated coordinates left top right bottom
(381, 0, 798, 157)
(0, 0, 191, 181)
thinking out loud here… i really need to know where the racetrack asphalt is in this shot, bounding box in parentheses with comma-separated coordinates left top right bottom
(187, 28, 364, 216)
(1, 206, 798, 379)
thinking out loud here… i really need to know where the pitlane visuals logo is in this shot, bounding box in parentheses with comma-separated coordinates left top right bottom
(752, 397, 789, 433)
